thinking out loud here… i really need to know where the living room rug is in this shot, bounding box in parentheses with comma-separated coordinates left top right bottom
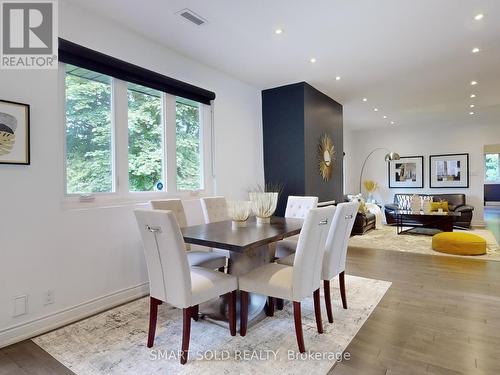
(349, 225, 500, 261)
(32, 275, 390, 375)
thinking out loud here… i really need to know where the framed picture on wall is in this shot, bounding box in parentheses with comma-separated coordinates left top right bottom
(429, 153, 469, 188)
(0, 99, 30, 165)
(388, 156, 424, 188)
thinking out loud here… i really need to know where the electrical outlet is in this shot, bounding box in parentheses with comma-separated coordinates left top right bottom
(44, 290, 55, 305)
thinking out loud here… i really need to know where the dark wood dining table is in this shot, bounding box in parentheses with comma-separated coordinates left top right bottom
(182, 216, 303, 324)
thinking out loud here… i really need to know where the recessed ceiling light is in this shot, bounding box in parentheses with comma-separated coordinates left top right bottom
(390, 121, 395, 125)
(469, 111, 475, 115)
(335, 76, 341, 81)
(470, 94, 476, 98)
(309, 57, 317, 63)
(374, 108, 379, 112)
(472, 47, 480, 53)
(274, 28, 283, 35)
(470, 104, 475, 108)
(362, 98, 368, 102)
(383, 115, 387, 119)
(474, 13, 484, 21)
(470, 80, 478, 85)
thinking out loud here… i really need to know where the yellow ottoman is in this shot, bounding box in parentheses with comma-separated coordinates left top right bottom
(432, 232, 487, 256)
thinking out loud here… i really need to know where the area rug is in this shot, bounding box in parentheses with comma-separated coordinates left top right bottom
(32, 275, 390, 375)
(349, 225, 500, 261)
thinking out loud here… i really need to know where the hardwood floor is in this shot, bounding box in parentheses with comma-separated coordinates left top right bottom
(2, 246, 500, 374)
(330, 247, 500, 375)
(485, 206, 500, 243)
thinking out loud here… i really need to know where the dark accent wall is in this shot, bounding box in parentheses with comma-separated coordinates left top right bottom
(485, 184, 500, 202)
(262, 82, 343, 216)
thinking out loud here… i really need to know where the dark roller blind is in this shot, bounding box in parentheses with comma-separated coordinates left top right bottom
(58, 38, 216, 105)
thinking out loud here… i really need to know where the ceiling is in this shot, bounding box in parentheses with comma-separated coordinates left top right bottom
(66, 0, 500, 130)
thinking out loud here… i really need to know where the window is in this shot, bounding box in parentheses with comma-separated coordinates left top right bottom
(65, 65, 113, 194)
(176, 97, 203, 190)
(485, 153, 500, 183)
(128, 84, 164, 192)
(63, 63, 212, 201)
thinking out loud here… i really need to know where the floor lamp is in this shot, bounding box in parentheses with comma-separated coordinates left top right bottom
(359, 148, 400, 194)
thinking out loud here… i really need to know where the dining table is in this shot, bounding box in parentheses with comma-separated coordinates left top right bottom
(182, 216, 303, 326)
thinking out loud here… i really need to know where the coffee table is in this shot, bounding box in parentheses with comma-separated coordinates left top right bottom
(395, 210, 461, 235)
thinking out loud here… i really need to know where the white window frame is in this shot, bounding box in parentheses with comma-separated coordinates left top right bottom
(60, 62, 215, 208)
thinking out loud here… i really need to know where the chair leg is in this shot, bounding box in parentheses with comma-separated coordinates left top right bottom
(191, 305, 199, 321)
(147, 297, 162, 348)
(293, 301, 305, 353)
(266, 297, 275, 317)
(339, 271, 348, 309)
(276, 298, 284, 310)
(313, 288, 323, 334)
(228, 291, 236, 336)
(181, 307, 192, 365)
(240, 291, 249, 336)
(323, 279, 334, 323)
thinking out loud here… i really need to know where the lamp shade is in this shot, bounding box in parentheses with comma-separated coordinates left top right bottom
(384, 152, 400, 162)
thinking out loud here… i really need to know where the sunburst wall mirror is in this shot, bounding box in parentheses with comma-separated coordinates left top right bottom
(318, 133, 335, 181)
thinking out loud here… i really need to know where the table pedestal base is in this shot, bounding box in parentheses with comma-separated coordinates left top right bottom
(197, 244, 270, 328)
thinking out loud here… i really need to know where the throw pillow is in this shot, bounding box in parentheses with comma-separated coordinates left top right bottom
(431, 201, 449, 212)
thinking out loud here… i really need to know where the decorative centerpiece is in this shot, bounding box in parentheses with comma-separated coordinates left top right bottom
(363, 180, 378, 203)
(227, 201, 251, 228)
(249, 192, 278, 224)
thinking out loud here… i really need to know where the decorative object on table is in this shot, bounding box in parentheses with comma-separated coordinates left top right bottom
(422, 198, 432, 214)
(227, 200, 252, 228)
(429, 153, 469, 188)
(388, 155, 424, 188)
(363, 180, 378, 203)
(0, 99, 30, 165)
(359, 148, 400, 193)
(249, 192, 278, 224)
(317, 133, 335, 181)
(410, 194, 421, 212)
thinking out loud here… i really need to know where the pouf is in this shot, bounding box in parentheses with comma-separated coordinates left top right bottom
(432, 232, 487, 256)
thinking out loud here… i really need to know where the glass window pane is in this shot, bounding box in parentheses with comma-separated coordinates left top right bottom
(485, 154, 499, 182)
(128, 84, 164, 192)
(176, 98, 203, 190)
(65, 64, 113, 194)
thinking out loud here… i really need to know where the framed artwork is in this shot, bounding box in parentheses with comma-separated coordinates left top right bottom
(388, 156, 424, 188)
(429, 153, 469, 188)
(0, 99, 30, 165)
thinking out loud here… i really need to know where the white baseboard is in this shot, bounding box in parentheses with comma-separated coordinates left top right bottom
(471, 220, 485, 228)
(0, 282, 149, 349)
(485, 202, 500, 207)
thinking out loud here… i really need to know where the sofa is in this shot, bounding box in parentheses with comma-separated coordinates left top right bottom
(344, 195, 376, 235)
(385, 193, 474, 229)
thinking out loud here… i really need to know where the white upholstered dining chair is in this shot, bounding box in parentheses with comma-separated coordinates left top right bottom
(238, 206, 335, 353)
(134, 209, 237, 364)
(275, 196, 318, 259)
(150, 199, 227, 271)
(200, 196, 230, 223)
(278, 202, 359, 323)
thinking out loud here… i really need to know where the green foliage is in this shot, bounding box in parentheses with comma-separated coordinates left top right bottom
(66, 70, 202, 194)
(176, 101, 202, 190)
(65, 74, 113, 194)
(485, 154, 499, 182)
(128, 89, 163, 192)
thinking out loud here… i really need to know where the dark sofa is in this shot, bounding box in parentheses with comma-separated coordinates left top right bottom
(385, 193, 474, 229)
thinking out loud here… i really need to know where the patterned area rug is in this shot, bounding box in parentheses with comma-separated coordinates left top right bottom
(349, 225, 500, 261)
(32, 275, 390, 375)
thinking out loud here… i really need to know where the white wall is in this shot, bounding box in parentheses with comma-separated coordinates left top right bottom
(345, 123, 500, 226)
(0, 2, 263, 346)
